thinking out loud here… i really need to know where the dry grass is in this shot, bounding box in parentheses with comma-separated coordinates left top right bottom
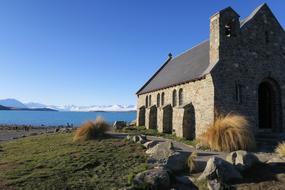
(73, 117, 110, 142)
(275, 142, 285, 157)
(187, 151, 197, 174)
(199, 114, 256, 152)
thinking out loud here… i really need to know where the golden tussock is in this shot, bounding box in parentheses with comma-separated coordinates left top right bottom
(73, 117, 110, 142)
(199, 114, 256, 152)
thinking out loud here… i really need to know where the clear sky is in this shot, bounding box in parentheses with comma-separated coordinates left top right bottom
(0, 0, 284, 106)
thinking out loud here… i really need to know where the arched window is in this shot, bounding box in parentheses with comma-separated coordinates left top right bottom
(172, 90, 177, 107)
(179, 88, 183, 106)
(149, 95, 152, 106)
(145, 96, 148, 108)
(157, 93, 160, 107)
(161, 92, 165, 106)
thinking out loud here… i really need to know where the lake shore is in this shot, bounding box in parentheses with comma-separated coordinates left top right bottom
(0, 125, 66, 142)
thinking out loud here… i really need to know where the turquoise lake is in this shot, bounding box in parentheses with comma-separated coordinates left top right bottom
(0, 110, 136, 126)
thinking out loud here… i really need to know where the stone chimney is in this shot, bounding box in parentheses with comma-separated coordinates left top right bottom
(210, 7, 240, 65)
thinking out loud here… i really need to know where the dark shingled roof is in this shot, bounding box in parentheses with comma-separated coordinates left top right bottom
(137, 40, 213, 95)
(137, 4, 267, 95)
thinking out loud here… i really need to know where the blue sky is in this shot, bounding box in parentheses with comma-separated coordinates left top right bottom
(0, 0, 284, 106)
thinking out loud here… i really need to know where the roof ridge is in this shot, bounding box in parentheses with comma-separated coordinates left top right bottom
(240, 3, 268, 27)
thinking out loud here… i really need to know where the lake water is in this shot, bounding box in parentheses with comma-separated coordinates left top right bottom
(0, 110, 136, 127)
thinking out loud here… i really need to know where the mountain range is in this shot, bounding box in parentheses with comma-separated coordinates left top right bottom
(0, 99, 136, 112)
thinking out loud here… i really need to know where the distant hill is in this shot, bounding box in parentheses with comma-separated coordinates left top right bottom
(0, 99, 27, 108)
(9, 107, 57, 111)
(0, 105, 11, 110)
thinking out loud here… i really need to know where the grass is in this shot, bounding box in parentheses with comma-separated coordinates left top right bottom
(118, 126, 197, 147)
(275, 142, 285, 157)
(73, 117, 110, 142)
(199, 114, 256, 152)
(0, 133, 147, 190)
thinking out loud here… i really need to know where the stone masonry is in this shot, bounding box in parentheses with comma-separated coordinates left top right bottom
(136, 4, 285, 139)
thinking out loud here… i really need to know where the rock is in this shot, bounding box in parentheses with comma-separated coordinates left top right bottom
(129, 120, 136, 126)
(146, 141, 174, 157)
(165, 152, 189, 172)
(267, 156, 285, 164)
(143, 140, 159, 149)
(29, 132, 38, 136)
(198, 157, 242, 183)
(226, 150, 259, 172)
(146, 141, 189, 173)
(207, 179, 221, 190)
(132, 135, 147, 144)
(113, 121, 127, 130)
(59, 128, 71, 133)
(54, 128, 60, 133)
(126, 135, 132, 140)
(133, 168, 170, 190)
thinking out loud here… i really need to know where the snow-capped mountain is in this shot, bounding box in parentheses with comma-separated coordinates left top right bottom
(47, 104, 136, 112)
(0, 99, 136, 112)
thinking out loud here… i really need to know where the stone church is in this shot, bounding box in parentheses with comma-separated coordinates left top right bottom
(136, 4, 285, 140)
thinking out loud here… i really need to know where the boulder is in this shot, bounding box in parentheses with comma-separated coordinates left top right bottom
(226, 150, 259, 172)
(129, 120, 137, 126)
(132, 135, 147, 144)
(113, 121, 127, 130)
(126, 135, 132, 140)
(146, 141, 189, 173)
(146, 141, 174, 157)
(133, 168, 170, 190)
(54, 128, 60, 133)
(165, 152, 189, 172)
(143, 140, 159, 149)
(198, 157, 242, 183)
(59, 128, 72, 133)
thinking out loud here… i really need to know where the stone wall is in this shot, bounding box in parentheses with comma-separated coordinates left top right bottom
(137, 75, 215, 138)
(137, 4, 285, 139)
(210, 4, 285, 133)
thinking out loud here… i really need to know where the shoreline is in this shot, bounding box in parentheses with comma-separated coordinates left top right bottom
(0, 124, 73, 142)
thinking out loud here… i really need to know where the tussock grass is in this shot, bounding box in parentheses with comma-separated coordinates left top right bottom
(275, 142, 285, 157)
(199, 114, 256, 152)
(187, 151, 197, 173)
(73, 117, 110, 142)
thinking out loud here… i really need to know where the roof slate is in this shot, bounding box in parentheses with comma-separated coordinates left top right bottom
(137, 4, 267, 95)
(137, 40, 211, 95)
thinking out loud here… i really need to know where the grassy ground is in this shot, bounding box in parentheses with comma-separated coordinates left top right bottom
(0, 133, 147, 190)
(118, 126, 197, 147)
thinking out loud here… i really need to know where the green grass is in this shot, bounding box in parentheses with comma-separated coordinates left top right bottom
(0, 133, 147, 190)
(118, 126, 197, 147)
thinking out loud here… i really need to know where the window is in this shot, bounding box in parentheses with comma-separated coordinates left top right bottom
(235, 82, 242, 104)
(161, 92, 165, 106)
(157, 94, 160, 107)
(179, 89, 183, 106)
(145, 96, 148, 108)
(149, 95, 152, 106)
(172, 90, 177, 107)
